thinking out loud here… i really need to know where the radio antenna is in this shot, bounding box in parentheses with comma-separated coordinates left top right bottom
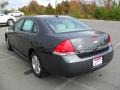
(55, 0, 58, 17)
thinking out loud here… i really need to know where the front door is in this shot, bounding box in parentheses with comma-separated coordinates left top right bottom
(12, 18, 25, 50)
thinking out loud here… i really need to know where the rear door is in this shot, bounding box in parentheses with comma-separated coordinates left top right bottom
(15, 18, 37, 56)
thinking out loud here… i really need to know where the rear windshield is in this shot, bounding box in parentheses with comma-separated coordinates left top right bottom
(43, 17, 91, 33)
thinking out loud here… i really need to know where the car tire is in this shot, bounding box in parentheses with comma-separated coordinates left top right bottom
(31, 52, 47, 78)
(7, 19, 14, 26)
(6, 37, 13, 51)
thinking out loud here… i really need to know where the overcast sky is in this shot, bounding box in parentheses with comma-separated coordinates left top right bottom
(6, 0, 64, 9)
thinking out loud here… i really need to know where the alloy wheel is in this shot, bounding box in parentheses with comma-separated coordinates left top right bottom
(32, 55, 41, 74)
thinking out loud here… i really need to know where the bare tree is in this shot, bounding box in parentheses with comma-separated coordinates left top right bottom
(98, 0, 113, 8)
(76, 0, 89, 18)
(0, 0, 9, 9)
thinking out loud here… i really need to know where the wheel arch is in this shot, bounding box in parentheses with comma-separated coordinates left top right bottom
(7, 18, 14, 22)
(28, 48, 35, 62)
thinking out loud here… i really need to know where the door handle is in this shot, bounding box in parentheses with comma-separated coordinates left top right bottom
(16, 34, 27, 39)
(16, 34, 23, 37)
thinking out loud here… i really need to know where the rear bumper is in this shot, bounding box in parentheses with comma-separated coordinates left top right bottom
(39, 45, 113, 77)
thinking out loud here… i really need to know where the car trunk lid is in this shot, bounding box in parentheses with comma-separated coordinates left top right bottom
(70, 31, 109, 58)
(53, 30, 110, 57)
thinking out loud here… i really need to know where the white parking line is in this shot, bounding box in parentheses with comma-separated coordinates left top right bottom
(54, 77, 96, 90)
(73, 81, 97, 90)
(54, 78, 75, 90)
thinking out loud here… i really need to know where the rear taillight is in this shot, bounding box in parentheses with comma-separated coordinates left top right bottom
(53, 40, 75, 55)
(108, 34, 111, 44)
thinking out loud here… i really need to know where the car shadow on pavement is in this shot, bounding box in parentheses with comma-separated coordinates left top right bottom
(24, 69, 33, 75)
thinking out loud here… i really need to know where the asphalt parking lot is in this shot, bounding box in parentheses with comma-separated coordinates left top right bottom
(0, 19, 120, 90)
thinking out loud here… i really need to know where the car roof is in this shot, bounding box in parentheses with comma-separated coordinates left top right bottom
(24, 15, 71, 19)
(36, 15, 69, 17)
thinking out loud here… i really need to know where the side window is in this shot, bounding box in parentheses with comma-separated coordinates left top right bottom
(22, 19, 34, 32)
(14, 19, 25, 31)
(33, 24, 38, 33)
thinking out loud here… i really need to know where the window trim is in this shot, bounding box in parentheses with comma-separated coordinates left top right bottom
(32, 23, 39, 33)
(21, 18, 34, 33)
(14, 18, 25, 31)
(21, 18, 39, 34)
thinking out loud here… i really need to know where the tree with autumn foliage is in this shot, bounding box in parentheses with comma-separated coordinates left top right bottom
(19, 0, 45, 15)
(67, 1, 81, 18)
(56, 1, 69, 15)
(94, 0, 120, 20)
(45, 3, 55, 15)
(19, 0, 120, 20)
